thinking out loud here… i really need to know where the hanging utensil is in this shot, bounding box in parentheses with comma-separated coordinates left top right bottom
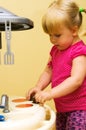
(4, 21, 14, 64)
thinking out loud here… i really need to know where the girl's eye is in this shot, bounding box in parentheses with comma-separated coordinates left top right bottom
(49, 34, 61, 38)
(55, 34, 61, 37)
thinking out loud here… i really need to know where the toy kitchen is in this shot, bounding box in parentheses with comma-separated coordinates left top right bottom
(0, 7, 56, 130)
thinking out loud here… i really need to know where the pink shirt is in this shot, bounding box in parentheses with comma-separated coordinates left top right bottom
(49, 40, 86, 112)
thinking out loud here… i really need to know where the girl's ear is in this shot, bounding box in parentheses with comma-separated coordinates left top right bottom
(72, 26, 78, 36)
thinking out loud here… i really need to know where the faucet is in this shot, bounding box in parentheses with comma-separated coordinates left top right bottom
(0, 94, 10, 113)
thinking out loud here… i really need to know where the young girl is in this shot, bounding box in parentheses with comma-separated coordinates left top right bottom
(27, 0, 86, 129)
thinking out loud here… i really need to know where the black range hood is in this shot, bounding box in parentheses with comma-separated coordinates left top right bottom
(0, 7, 34, 31)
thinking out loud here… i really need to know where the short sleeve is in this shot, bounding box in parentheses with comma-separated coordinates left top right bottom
(70, 41, 86, 59)
(47, 45, 58, 68)
(50, 45, 57, 56)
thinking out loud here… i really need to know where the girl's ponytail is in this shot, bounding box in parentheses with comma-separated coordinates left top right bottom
(79, 8, 86, 37)
(79, 8, 86, 13)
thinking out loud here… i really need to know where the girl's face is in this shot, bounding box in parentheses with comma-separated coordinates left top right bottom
(49, 24, 78, 50)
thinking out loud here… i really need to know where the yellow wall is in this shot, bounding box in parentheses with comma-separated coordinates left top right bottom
(0, 0, 86, 111)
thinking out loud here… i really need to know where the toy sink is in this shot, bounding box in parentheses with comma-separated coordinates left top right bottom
(0, 96, 56, 130)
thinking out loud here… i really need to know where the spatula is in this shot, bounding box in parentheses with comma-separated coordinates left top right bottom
(4, 21, 14, 64)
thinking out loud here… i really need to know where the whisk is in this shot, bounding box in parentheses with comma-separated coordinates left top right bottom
(4, 21, 14, 64)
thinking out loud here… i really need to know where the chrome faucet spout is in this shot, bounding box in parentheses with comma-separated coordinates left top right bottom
(0, 94, 10, 113)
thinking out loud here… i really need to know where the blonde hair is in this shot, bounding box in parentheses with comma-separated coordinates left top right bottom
(42, 0, 83, 34)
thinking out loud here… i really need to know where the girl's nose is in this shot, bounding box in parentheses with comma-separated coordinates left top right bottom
(50, 36, 57, 43)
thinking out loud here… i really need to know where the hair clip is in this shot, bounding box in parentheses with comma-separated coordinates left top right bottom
(79, 7, 84, 12)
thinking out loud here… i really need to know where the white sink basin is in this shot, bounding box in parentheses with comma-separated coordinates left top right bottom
(0, 96, 56, 130)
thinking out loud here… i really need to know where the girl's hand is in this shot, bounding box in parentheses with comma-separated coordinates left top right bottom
(35, 90, 52, 104)
(26, 87, 40, 100)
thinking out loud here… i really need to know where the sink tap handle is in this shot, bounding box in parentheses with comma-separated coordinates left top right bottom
(1, 94, 10, 113)
(1, 94, 7, 106)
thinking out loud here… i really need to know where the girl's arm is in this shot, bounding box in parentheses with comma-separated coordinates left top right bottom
(50, 55, 86, 98)
(35, 56, 52, 90)
(26, 56, 52, 100)
(35, 55, 86, 103)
